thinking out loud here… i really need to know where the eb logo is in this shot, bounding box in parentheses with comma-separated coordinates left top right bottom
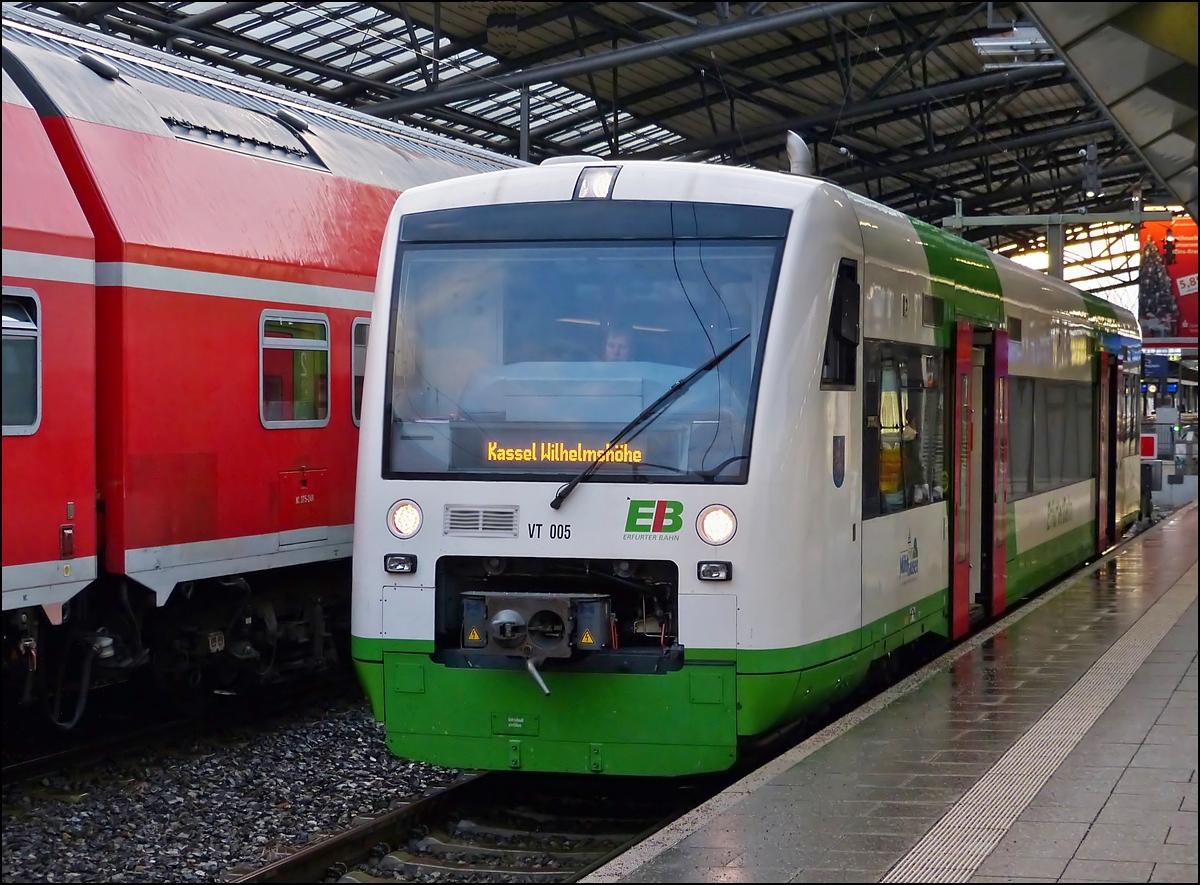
(625, 500, 683, 533)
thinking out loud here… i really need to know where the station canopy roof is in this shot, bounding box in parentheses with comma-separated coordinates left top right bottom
(15, 2, 1194, 242)
(1023, 2, 1197, 221)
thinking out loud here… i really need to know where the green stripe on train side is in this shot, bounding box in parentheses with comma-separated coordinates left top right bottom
(731, 587, 949, 676)
(729, 588, 948, 736)
(1079, 289, 1120, 321)
(1080, 288, 1140, 352)
(910, 219, 1005, 329)
(1006, 520, 1096, 604)
(352, 637, 433, 661)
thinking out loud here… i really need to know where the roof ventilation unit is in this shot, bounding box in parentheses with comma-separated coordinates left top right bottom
(541, 156, 600, 166)
(77, 52, 120, 80)
(275, 107, 309, 132)
(786, 131, 813, 176)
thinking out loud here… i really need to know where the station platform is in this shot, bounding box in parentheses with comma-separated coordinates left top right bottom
(587, 504, 1198, 884)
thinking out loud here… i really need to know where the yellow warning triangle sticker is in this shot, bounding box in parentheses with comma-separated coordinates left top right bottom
(467, 627, 481, 641)
(580, 629, 594, 644)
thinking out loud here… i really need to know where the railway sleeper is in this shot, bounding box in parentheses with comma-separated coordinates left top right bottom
(378, 850, 572, 881)
(413, 833, 602, 864)
(503, 806, 660, 830)
(453, 817, 631, 846)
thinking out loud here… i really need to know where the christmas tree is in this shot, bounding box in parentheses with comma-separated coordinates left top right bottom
(1139, 240, 1178, 337)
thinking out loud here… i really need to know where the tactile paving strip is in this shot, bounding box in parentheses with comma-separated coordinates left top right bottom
(582, 505, 1196, 884)
(882, 563, 1198, 883)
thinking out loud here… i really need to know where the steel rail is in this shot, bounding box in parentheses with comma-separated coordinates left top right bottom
(231, 773, 493, 883)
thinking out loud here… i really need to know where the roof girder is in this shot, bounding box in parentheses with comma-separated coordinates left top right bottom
(13, 0, 1161, 240)
(627, 66, 1065, 160)
(549, 19, 1014, 153)
(361, 1, 889, 117)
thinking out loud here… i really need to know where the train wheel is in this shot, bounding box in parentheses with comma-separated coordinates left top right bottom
(149, 626, 211, 719)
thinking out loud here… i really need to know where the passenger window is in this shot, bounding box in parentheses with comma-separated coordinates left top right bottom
(1033, 380, 1054, 493)
(820, 259, 859, 388)
(862, 340, 946, 519)
(260, 312, 330, 428)
(1013, 376, 1096, 497)
(879, 360, 904, 510)
(1076, 384, 1094, 479)
(862, 345, 882, 518)
(352, 318, 369, 426)
(1008, 377, 1035, 499)
(1125, 373, 1139, 457)
(2, 289, 40, 435)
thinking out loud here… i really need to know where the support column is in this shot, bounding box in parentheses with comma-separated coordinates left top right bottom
(1047, 223, 1064, 279)
(433, 1, 440, 87)
(519, 87, 530, 162)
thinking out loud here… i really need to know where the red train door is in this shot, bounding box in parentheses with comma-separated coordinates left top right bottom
(1097, 351, 1112, 553)
(990, 330, 1009, 617)
(1096, 352, 1119, 552)
(950, 321, 974, 640)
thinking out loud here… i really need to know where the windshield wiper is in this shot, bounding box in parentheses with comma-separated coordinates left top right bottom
(549, 334, 750, 511)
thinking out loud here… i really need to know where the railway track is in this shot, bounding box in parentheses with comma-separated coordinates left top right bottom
(1, 718, 190, 787)
(228, 518, 1167, 885)
(2, 670, 358, 787)
(232, 771, 714, 884)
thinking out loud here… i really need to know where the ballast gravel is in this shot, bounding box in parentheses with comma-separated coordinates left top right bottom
(1, 703, 456, 883)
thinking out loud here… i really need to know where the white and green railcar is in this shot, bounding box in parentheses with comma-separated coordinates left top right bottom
(351, 158, 1140, 777)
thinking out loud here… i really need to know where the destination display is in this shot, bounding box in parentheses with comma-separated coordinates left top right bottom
(448, 424, 685, 473)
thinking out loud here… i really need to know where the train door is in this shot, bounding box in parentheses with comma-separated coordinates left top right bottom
(951, 321, 1005, 638)
(950, 323, 973, 639)
(969, 347, 986, 608)
(1096, 352, 1118, 552)
(983, 330, 1009, 618)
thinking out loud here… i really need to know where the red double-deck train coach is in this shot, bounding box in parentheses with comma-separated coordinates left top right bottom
(1, 7, 518, 720)
(3, 67, 97, 617)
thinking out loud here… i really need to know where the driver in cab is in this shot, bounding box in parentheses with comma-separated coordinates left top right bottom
(604, 325, 635, 361)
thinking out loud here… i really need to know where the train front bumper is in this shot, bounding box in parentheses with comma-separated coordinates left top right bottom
(353, 640, 737, 776)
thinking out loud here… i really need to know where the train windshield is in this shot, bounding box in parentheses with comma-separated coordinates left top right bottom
(383, 201, 786, 483)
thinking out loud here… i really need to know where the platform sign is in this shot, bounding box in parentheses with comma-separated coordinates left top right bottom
(1143, 353, 1171, 378)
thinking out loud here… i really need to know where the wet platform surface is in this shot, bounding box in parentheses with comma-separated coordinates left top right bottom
(591, 504, 1198, 883)
(968, 586, 1196, 883)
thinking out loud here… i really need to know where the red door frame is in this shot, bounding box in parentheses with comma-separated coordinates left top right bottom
(991, 330, 1009, 617)
(951, 321, 973, 640)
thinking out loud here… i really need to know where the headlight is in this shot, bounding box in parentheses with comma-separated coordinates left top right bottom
(387, 499, 423, 539)
(697, 504, 737, 546)
(384, 554, 417, 574)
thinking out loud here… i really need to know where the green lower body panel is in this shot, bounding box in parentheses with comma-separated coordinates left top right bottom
(352, 589, 952, 775)
(354, 658, 386, 722)
(374, 652, 738, 776)
(1006, 521, 1096, 603)
(733, 592, 946, 737)
(736, 651, 873, 736)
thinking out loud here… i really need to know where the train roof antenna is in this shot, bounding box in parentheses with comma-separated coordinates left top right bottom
(786, 131, 813, 176)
